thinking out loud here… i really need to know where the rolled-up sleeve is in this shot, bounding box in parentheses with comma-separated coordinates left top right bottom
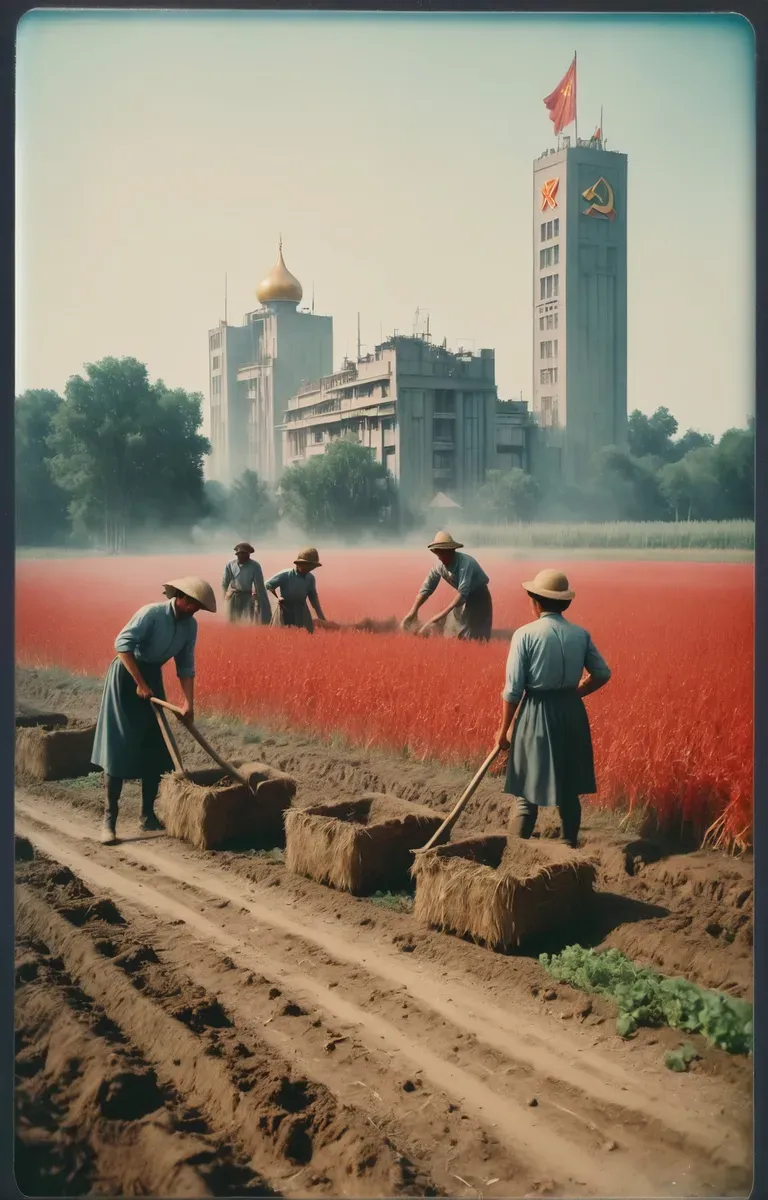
(418, 567, 441, 599)
(174, 622, 198, 679)
(585, 636, 611, 683)
(114, 606, 154, 655)
(455, 558, 477, 601)
(265, 569, 286, 592)
(502, 630, 528, 703)
(253, 563, 271, 623)
(222, 563, 232, 591)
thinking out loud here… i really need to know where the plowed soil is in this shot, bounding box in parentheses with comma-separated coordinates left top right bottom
(14, 667, 753, 1197)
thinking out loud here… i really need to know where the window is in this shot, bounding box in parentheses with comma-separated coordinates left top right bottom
(433, 451, 454, 470)
(539, 317, 545, 330)
(540, 368, 552, 385)
(546, 220, 553, 239)
(211, 375, 221, 397)
(539, 249, 546, 269)
(554, 339, 559, 357)
(209, 331, 222, 351)
(553, 274, 560, 297)
(540, 222, 546, 241)
(540, 340, 553, 359)
(381, 383, 389, 398)
(553, 244, 560, 265)
(545, 276, 553, 298)
(554, 312, 559, 330)
(212, 355, 220, 370)
(313, 430, 324, 444)
(539, 278, 546, 301)
(553, 218, 560, 237)
(433, 418, 454, 442)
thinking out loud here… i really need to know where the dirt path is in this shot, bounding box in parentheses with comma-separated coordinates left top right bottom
(16, 790, 751, 1198)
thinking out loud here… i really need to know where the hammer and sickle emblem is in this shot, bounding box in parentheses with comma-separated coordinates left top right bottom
(582, 177, 616, 220)
(541, 178, 559, 211)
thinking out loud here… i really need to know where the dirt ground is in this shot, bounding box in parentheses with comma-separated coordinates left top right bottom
(14, 666, 753, 1197)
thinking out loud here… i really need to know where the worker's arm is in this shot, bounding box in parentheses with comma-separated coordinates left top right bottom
(421, 590, 464, 628)
(174, 623, 198, 721)
(402, 568, 440, 627)
(114, 607, 156, 698)
(496, 630, 526, 749)
(307, 575, 326, 621)
(577, 636, 611, 698)
(252, 563, 271, 625)
(221, 563, 232, 594)
(264, 569, 285, 599)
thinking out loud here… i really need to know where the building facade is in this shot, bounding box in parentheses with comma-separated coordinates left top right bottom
(281, 335, 518, 510)
(532, 140, 628, 483)
(208, 245, 333, 484)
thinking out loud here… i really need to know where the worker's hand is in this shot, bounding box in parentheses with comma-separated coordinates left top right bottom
(495, 727, 511, 752)
(400, 613, 415, 630)
(180, 701, 194, 724)
(136, 682, 153, 701)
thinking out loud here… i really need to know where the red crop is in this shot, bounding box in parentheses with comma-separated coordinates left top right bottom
(16, 552, 753, 850)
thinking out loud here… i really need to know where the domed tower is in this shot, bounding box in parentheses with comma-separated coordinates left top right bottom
(256, 239, 303, 308)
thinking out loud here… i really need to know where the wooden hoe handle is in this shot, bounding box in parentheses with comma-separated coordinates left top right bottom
(150, 698, 251, 790)
(152, 703, 185, 775)
(415, 747, 501, 855)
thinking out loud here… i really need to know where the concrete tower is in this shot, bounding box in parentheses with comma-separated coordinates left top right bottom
(532, 141, 628, 484)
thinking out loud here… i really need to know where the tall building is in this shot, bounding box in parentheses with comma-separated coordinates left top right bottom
(532, 139, 628, 483)
(208, 244, 333, 484)
(281, 335, 516, 511)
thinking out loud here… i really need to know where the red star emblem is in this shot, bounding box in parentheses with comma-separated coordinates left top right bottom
(541, 178, 559, 211)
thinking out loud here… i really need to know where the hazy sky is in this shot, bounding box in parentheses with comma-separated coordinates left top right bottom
(16, 11, 754, 439)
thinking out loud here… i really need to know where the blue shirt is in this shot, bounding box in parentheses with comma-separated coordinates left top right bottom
(419, 551, 489, 602)
(265, 567, 319, 606)
(114, 601, 197, 679)
(222, 558, 270, 616)
(503, 613, 610, 703)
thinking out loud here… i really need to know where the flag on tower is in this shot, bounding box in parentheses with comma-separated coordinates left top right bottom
(543, 57, 577, 135)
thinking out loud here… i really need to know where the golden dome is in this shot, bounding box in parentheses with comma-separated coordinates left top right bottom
(256, 241, 303, 305)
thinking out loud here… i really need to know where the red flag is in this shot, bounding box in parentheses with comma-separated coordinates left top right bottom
(594, 126, 602, 140)
(543, 58, 576, 135)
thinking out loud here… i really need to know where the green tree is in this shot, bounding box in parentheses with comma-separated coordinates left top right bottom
(48, 357, 210, 551)
(477, 468, 541, 522)
(714, 423, 754, 518)
(15, 389, 71, 546)
(278, 436, 398, 535)
(659, 448, 720, 520)
(669, 428, 715, 462)
(227, 470, 278, 538)
(588, 446, 667, 521)
(627, 407, 679, 462)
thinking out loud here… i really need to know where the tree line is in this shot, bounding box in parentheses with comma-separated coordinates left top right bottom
(16, 357, 753, 548)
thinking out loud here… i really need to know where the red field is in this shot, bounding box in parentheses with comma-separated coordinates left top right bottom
(16, 551, 753, 849)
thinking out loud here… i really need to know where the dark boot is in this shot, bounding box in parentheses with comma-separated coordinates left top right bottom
(139, 774, 164, 832)
(509, 797, 538, 840)
(101, 777, 122, 844)
(559, 794, 582, 849)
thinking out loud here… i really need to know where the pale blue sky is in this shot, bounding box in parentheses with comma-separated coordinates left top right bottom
(16, 11, 754, 438)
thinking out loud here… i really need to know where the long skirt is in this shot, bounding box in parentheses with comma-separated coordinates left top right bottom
(444, 584, 493, 642)
(226, 591, 256, 623)
(91, 660, 173, 780)
(270, 599, 314, 633)
(504, 688, 596, 808)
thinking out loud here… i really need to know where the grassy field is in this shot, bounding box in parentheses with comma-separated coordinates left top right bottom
(455, 520, 754, 553)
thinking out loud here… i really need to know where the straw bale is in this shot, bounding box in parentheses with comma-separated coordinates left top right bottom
(15, 720, 97, 782)
(158, 761, 296, 851)
(284, 793, 442, 895)
(412, 834, 597, 952)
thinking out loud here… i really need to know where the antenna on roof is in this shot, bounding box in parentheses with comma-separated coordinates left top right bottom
(311, 281, 315, 313)
(357, 312, 361, 360)
(224, 272, 228, 325)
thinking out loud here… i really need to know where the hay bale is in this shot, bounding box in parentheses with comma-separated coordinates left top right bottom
(15, 720, 97, 782)
(158, 761, 297, 851)
(15, 702, 68, 728)
(284, 793, 442, 895)
(412, 834, 597, 952)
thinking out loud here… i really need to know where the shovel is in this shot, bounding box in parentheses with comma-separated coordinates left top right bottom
(150, 697, 254, 791)
(413, 747, 501, 856)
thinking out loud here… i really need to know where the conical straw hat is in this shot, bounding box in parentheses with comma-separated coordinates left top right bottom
(294, 547, 322, 567)
(163, 577, 217, 613)
(428, 530, 463, 551)
(522, 569, 575, 601)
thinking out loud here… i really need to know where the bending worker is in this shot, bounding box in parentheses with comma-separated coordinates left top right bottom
(90, 576, 216, 845)
(222, 542, 271, 624)
(266, 547, 326, 633)
(402, 531, 492, 641)
(495, 569, 611, 849)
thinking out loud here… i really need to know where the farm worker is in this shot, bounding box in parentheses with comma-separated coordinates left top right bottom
(91, 576, 217, 845)
(401, 531, 493, 642)
(265, 548, 327, 634)
(222, 542, 271, 625)
(495, 569, 611, 849)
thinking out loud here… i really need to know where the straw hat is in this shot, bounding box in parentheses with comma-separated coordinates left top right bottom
(234, 541, 254, 554)
(428, 530, 463, 552)
(163, 576, 217, 613)
(522, 569, 575, 601)
(295, 547, 322, 568)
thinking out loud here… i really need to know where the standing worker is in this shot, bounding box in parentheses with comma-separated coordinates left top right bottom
(222, 542, 271, 624)
(401, 531, 493, 641)
(495, 569, 611, 849)
(265, 548, 327, 633)
(91, 576, 217, 845)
